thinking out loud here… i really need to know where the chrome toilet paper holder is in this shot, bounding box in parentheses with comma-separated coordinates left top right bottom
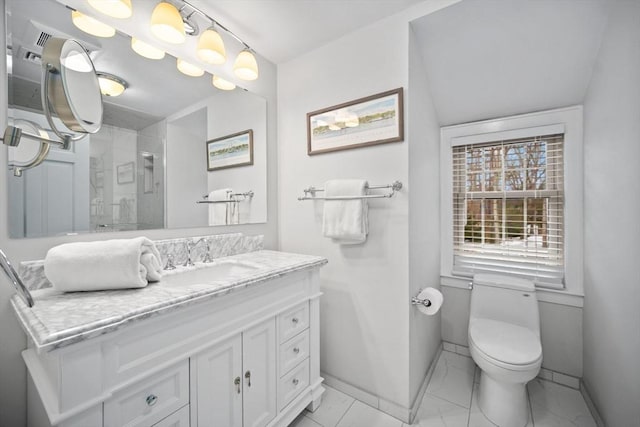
(411, 291, 432, 307)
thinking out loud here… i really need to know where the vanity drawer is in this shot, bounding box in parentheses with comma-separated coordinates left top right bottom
(104, 360, 189, 427)
(153, 404, 189, 427)
(278, 301, 309, 343)
(278, 358, 310, 411)
(279, 329, 310, 376)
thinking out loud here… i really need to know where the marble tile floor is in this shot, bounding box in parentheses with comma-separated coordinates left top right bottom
(290, 350, 596, 427)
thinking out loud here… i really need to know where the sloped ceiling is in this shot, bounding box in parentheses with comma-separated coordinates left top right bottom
(411, 0, 611, 126)
(193, 0, 426, 64)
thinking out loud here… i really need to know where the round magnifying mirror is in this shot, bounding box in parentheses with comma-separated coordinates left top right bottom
(7, 119, 51, 174)
(42, 37, 103, 137)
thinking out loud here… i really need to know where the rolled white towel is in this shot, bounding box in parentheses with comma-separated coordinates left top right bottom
(44, 237, 163, 292)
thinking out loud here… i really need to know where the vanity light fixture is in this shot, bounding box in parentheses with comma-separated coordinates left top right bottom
(131, 37, 165, 60)
(87, 0, 133, 19)
(233, 49, 259, 81)
(97, 72, 128, 97)
(197, 28, 226, 65)
(71, 10, 116, 38)
(176, 58, 204, 77)
(212, 75, 235, 91)
(173, 0, 260, 81)
(150, 1, 186, 44)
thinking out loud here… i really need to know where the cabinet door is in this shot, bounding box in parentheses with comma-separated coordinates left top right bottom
(192, 335, 242, 427)
(242, 319, 277, 427)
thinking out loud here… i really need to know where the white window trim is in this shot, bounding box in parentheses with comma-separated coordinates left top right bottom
(440, 106, 584, 297)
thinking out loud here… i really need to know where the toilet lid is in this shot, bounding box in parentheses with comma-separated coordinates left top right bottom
(469, 318, 542, 365)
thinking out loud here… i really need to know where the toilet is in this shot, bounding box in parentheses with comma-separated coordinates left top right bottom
(468, 273, 542, 427)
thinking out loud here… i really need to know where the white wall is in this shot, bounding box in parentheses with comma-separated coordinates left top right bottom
(582, 1, 640, 425)
(278, 14, 411, 409)
(407, 25, 441, 406)
(0, 4, 279, 422)
(277, 1, 457, 413)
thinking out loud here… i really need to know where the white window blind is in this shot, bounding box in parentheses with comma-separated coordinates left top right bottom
(452, 133, 565, 286)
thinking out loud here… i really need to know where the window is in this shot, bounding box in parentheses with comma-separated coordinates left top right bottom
(440, 107, 584, 294)
(452, 134, 564, 285)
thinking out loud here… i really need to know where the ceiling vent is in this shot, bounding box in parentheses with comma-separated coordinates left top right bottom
(34, 31, 53, 48)
(24, 20, 101, 53)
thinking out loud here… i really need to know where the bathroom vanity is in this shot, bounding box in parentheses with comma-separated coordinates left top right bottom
(11, 250, 327, 427)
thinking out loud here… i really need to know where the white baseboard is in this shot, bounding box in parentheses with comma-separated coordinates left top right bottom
(580, 381, 606, 427)
(321, 342, 444, 424)
(408, 343, 443, 424)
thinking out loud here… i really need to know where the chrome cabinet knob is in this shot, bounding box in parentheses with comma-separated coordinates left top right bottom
(146, 394, 158, 407)
(292, 317, 299, 324)
(292, 378, 299, 386)
(234, 376, 241, 394)
(293, 347, 300, 354)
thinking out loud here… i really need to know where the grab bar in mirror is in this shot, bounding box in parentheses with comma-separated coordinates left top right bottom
(0, 249, 34, 308)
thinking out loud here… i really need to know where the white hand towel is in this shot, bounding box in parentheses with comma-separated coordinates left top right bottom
(322, 179, 369, 244)
(208, 189, 231, 226)
(44, 237, 163, 292)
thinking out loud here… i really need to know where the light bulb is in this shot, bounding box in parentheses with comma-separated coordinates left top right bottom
(87, 0, 132, 19)
(177, 58, 204, 77)
(233, 49, 258, 81)
(212, 75, 235, 91)
(197, 28, 226, 65)
(71, 10, 116, 38)
(131, 37, 165, 60)
(150, 2, 186, 44)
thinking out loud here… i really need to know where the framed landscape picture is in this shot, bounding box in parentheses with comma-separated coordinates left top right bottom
(207, 129, 254, 171)
(307, 88, 404, 155)
(116, 162, 135, 184)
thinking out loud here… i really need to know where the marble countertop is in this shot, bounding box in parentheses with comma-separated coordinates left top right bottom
(11, 250, 327, 352)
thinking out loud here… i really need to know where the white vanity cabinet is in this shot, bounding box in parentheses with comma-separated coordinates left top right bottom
(191, 319, 277, 427)
(22, 261, 325, 427)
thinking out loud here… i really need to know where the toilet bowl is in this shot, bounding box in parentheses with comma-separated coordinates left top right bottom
(468, 274, 542, 427)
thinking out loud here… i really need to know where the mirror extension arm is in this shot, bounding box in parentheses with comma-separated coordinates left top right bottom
(0, 249, 34, 308)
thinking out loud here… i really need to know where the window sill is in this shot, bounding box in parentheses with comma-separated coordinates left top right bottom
(440, 275, 584, 308)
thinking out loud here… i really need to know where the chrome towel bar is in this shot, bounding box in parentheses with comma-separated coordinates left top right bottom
(197, 190, 254, 204)
(298, 181, 402, 201)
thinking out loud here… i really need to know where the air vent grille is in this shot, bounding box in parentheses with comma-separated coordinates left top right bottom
(35, 32, 53, 48)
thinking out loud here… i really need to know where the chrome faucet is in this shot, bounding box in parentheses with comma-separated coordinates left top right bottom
(0, 249, 34, 307)
(183, 238, 212, 267)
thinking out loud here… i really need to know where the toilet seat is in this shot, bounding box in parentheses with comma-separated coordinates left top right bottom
(469, 318, 542, 370)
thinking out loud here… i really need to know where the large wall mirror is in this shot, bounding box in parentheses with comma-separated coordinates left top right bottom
(5, 0, 267, 238)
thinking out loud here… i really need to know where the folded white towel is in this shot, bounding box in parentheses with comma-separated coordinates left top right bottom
(44, 237, 163, 292)
(322, 179, 369, 244)
(208, 189, 231, 226)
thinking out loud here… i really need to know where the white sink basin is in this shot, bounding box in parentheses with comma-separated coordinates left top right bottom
(161, 260, 262, 286)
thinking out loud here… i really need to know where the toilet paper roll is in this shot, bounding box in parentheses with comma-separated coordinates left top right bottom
(415, 287, 443, 316)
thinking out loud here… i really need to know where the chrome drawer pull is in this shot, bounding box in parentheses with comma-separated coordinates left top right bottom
(293, 347, 300, 354)
(234, 376, 241, 394)
(146, 394, 158, 407)
(292, 317, 299, 324)
(245, 370, 252, 387)
(292, 378, 299, 386)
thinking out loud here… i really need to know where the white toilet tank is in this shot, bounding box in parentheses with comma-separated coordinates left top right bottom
(470, 274, 540, 334)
